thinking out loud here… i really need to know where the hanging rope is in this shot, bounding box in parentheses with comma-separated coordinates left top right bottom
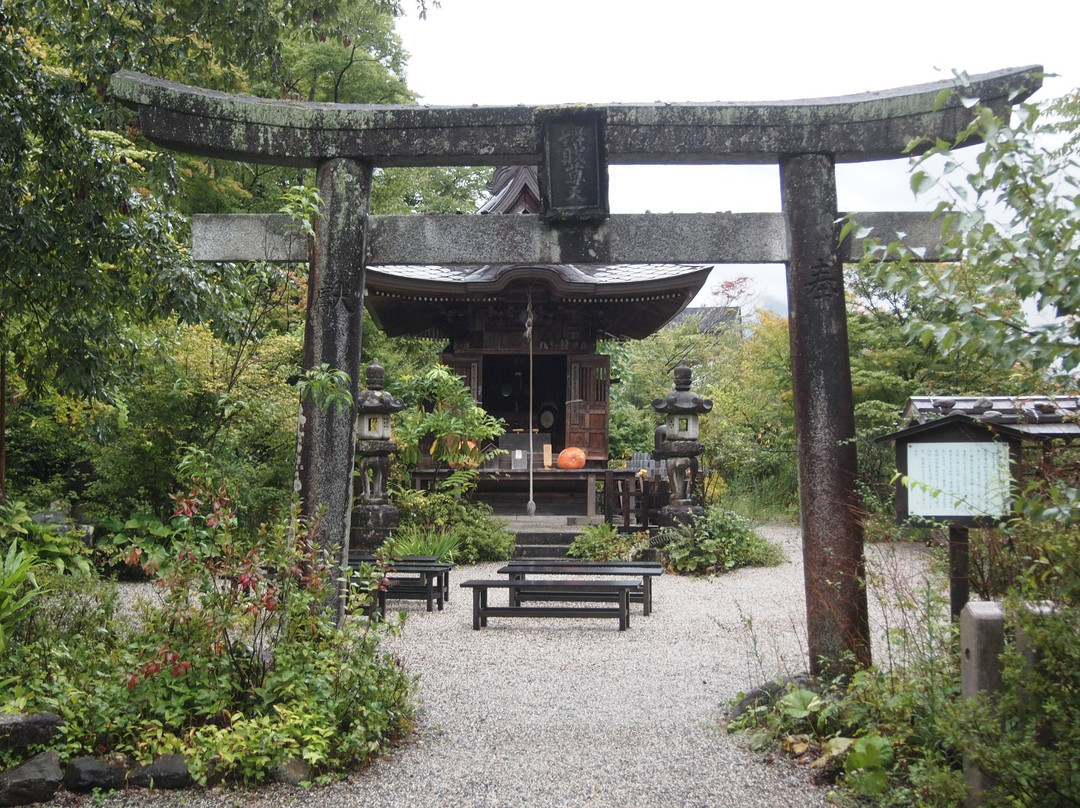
(525, 291, 536, 516)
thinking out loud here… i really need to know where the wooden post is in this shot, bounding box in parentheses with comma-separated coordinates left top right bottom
(294, 158, 372, 621)
(781, 152, 871, 675)
(949, 524, 971, 620)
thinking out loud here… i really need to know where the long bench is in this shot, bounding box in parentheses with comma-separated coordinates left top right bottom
(497, 560, 662, 616)
(349, 553, 454, 614)
(459, 579, 637, 631)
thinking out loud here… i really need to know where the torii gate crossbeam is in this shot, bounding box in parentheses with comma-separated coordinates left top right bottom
(111, 67, 1042, 672)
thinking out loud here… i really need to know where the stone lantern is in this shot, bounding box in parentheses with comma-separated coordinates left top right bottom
(652, 360, 712, 524)
(351, 360, 404, 555)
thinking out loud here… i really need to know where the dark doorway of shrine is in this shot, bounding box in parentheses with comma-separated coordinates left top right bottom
(479, 354, 565, 448)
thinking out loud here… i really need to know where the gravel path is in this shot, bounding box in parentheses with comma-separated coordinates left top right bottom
(81, 523, 931, 808)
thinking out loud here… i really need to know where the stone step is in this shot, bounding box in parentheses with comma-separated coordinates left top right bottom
(513, 530, 579, 546)
(513, 543, 572, 559)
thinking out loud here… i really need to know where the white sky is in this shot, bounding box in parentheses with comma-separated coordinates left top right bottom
(395, 0, 1080, 314)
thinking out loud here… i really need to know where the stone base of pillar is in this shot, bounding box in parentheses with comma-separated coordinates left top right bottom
(658, 504, 704, 528)
(350, 504, 399, 555)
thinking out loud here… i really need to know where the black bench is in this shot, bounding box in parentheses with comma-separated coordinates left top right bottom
(497, 560, 662, 616)
(350, 554, 454, 614)
(459, 579, 637, 631)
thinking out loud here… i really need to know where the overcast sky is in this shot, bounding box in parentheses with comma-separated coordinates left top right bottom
(395, 0, 1080, 314)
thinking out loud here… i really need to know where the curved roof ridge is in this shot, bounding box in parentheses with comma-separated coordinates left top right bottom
(479, 166, 540, 214)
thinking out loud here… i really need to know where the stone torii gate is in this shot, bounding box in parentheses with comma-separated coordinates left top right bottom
(110, 66, 1040, 673)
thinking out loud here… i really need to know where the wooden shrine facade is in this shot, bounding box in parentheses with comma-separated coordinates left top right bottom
(364, 166, 711, 463)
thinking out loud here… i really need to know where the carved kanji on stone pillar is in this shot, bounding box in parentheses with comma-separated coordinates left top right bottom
(782, 152, 871, 675)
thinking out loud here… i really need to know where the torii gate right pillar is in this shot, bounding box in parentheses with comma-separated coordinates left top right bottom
(781, 152, 871, 675)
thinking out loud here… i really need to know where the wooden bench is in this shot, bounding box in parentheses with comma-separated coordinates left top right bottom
(497, 560, 662, 616)
(459, 579, 637, 631)
(349, 553, 454, 614)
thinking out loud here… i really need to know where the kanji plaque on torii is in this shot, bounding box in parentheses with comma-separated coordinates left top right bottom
(538, 108, 608, 221)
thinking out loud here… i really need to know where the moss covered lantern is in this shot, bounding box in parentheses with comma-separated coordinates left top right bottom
(652, 360, 712, 515)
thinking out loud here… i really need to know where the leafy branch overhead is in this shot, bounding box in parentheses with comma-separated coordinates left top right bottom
(858, 81, 1080, 383)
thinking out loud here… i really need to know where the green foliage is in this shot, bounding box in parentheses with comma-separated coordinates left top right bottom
(1, 481, 415, 782)
(729, 546, 975, 806)
(93, 513, 178, 578)
(607, 405, 657, 462)
(660, 507, 783, 575)
(844, 258, 1044, 516)
(74, 324, 300, 528)
(278, 184, 323, 242)
(700, 312, 798, 517)
(391, 487, 515, 564)
(373, 166, 490, 216)
(1, 0, 466, 509)
(383, 523, 461, 562)
(0, 500, 91, 576)
(0, 540, 41, 657)
(843, 734, 894, 796)
(858, 85, 1080, 518)
(389, 364, 506, 473)
(567, 522, 648, 562)
(298, 364, 354, 415)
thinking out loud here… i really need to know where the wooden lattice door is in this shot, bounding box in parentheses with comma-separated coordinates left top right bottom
(565, 354, 609, 463)
(439, 353, 480, 401)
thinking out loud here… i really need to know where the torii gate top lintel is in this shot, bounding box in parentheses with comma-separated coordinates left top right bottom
(110, 66, 1042, 169)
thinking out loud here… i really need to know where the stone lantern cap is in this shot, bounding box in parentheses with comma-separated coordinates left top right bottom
(356, 360, 404, 414)
(652, 361, 713, 415)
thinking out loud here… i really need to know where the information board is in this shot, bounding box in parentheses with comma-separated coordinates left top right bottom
(906, 441, 1011, 518)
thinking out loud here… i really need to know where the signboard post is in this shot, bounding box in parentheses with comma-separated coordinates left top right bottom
(879, 416, 1019, 619)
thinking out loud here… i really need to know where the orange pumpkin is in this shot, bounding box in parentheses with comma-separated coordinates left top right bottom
(556, 447, 586, 469)
(446, 438, 478, 469)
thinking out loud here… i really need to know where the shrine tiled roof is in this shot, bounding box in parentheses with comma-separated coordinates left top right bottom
(366, 262, 712, 295)
(892, 395, 1080, 441)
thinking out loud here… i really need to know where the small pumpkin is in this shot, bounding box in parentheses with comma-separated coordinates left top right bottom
(556, 446, 586, 469)
(445, 438, 478, 469)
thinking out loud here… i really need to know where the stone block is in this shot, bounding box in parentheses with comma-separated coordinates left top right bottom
(127, 754, 193, 790)
(0, 751, 62, 806)
(271, 757, 312, 786)
(960, 601, 1004, 807)
(0, 713, 63, 758)
(63, 755, 129, 793)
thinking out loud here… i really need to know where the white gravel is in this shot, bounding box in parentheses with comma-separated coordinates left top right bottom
(77, 523, 932, 808)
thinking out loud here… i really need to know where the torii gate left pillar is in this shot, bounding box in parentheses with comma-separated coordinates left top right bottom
(295, 158, 371, 617)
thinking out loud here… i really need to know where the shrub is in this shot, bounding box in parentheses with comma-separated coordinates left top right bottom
(1, 500, 95, 658)
(0, 499, 92, 576)
(392, 487, 515, 564)
(660, 507, 783, 575)
(567, 522, 647, 562)
(383, 522, 461, 562)
(0, 481, 416, 783)
(727, 581, 965, 806)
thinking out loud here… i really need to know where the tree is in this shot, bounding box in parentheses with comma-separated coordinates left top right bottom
(861, 80, 1080, 516)
(863, 85, 1080, 385)
(0, 0, 461, 502)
